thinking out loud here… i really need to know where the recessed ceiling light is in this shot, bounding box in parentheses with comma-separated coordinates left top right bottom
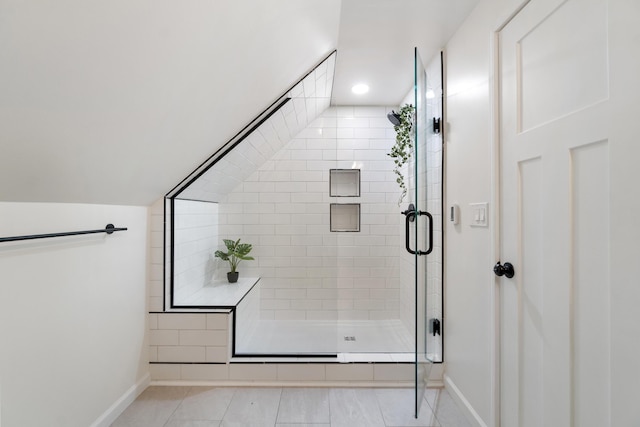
(351, 83, 369, 95)
(426, 89, 435, 99)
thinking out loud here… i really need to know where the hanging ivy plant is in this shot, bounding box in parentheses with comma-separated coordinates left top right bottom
(387, 104, 415, 205)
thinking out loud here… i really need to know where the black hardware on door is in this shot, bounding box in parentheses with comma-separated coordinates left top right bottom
(433, 117, 441, 134)
(401, 203, 416, 222)
(429, 318, 441, 336)
(493, 261, 515, 278)
(402, 207, 433, 256)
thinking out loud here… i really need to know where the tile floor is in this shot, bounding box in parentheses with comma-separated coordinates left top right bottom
(111, 386, 473, 427)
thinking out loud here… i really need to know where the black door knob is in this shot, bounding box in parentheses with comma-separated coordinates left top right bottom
(493, 261, 515, 278)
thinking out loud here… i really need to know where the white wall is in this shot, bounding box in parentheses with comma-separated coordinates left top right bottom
(443, 0, 525, 425)
(0, 202, 149, 427)
(445, 0, 640, 426)
(607, 1, 640, 425)
(0, 0, 341, 206)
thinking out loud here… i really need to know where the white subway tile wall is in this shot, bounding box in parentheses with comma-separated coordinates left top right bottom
(396, 56, 444, 361)
(147, 182, 428, 380)
(217, 106, 406, 324)
(149, 199, 164, 312)
(397, 91, 416, 341)
(173, 200, 219, 304)
(149, 313, 230, 363)
(146, 62, 443, 359)
(149, 361, 417, 384)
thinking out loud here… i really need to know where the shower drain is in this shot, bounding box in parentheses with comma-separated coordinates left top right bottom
(343, 336, 356, 341)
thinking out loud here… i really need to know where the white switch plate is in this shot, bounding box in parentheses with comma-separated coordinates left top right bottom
(469, 202, 488, 227)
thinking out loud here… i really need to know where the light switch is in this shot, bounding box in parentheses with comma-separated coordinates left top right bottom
(470, 202, 488, 227)
(450, 204, 460, 225)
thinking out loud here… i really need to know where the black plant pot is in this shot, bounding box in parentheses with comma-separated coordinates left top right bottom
(227, 272, 239, 283)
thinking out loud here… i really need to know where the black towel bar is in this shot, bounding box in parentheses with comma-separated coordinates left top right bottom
(0, 224, 128, 243)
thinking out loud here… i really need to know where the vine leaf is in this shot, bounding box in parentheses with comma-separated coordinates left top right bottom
(387, 104, 415, 206)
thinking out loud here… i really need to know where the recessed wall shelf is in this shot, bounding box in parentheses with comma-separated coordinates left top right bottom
(330, 169, 360, 197)
(330, 203, 360, 232)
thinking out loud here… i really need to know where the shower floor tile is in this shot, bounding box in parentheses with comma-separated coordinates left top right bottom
(235, 319, 413, 355)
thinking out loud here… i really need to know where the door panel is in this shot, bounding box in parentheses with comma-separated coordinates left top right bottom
(518, 0, 608, 131)
(571, 140, 610, 427)
(518, 157, 543, 427)
(499, 0, 610, 425)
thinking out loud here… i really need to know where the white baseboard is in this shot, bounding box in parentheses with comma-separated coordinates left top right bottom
(90, 373, 150, 427)
(444, 374, 488, 427)
(427, 379, 444, 388)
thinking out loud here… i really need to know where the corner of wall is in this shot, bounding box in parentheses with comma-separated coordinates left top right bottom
(444, 374, 489, 427)
(90, 373, 150, 427)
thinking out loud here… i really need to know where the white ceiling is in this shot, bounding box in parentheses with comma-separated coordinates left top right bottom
(333, 0, 480, 106)
(0, 0, 479, 206)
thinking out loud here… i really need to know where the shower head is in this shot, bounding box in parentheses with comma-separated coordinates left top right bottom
(387, 111, 401, 126)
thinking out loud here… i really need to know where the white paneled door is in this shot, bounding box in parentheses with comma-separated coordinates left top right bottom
(498, 0, 610, 425)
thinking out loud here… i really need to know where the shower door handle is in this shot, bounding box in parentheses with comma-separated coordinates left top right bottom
(405, 210, 433, 256)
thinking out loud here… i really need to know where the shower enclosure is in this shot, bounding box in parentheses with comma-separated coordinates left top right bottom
(163, 51, 443, 413)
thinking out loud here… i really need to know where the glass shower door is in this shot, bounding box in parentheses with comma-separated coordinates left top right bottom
(412, 47, 432, 417)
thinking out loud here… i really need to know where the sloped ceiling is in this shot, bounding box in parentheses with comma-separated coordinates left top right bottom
(0, 0, 480, 206)
(174, 53, 336, 203)
(0, 0, 341, 206)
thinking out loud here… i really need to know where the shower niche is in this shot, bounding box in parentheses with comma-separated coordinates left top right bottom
(329, 169, 360, 232)
(329, 169, 360, 197)
(329, 203, 360, 232)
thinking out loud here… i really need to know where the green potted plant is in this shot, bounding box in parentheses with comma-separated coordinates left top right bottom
(214, 238, 254, 283)
(387, 104, 415, 205)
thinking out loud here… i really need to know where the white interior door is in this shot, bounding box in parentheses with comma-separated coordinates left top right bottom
(498, 0, 611, 425)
